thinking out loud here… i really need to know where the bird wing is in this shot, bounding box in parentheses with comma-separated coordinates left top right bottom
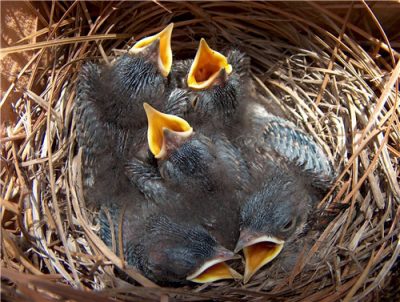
(213, 134, 251, 191)
(262, 117, 335, 189)
(125, 158, 172, 205)
(246, 104, 336, 190)
(75, 63, 127, 201)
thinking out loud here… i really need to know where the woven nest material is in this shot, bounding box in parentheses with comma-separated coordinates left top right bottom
(1, 2, 399, 302)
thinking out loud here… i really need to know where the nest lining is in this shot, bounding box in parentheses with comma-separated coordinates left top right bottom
(1, 2, 399, 302)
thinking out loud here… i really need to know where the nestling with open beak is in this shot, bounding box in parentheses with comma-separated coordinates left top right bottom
(75, 23, 176, 170)
(99, 197, 242, 285)
(75, 24, 175, 203)
(125, 103, 251, 251)
(79, 23, 174, 131)
(125, 103, 251, 195)
(165, 39, 252, 134)
(229, 103, 335, 283)
(102, 23, 174, 129)
(235, 169, 317, 283)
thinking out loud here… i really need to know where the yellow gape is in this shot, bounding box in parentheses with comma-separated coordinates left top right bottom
(130, 23, 174, 77)
(188, 38, 232, 90)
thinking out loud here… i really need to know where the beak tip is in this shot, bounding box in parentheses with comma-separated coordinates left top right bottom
(199, 38, 209, 49)
(233, 246, 242, 254)
(243, 269, 255, 284)
(234, 236, 247, 254)
(143, 102, 151, 112)
(231, 268, 243, 280)
(188, 38, 231, 89)
(226, 64, 233, 74)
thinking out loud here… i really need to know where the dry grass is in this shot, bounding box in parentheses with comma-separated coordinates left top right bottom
(1, 2, 399, 301)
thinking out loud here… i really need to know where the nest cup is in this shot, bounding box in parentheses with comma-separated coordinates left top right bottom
(1, 2, 399, 301)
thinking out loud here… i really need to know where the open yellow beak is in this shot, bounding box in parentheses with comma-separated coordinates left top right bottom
(129, 23, 173, 77)
(143, 103, 193, 159)
(187, 252, 242, 283)
(235, 234, 284, 284)
(187, 38, 232, 90)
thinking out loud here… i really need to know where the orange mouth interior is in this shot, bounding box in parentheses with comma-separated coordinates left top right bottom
(143, 103, 192, 158)
(187, 38, 232, 89)
(188, 261, 242, 283)
(243, 241, 284, 283)
(130, 23, 173, 77)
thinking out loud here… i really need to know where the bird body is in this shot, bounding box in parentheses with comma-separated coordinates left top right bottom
(99, 189, 242, 285)
(165, 41, 252, 138)
(236, 167, 320, 283)
(230, 101, 335, 283)
(125, 107, 252, 250)
(75, 62, 135, 205)
(75, 29, 337, 285)
(234, 102, 336, 190)
(100, 53, 170, 130)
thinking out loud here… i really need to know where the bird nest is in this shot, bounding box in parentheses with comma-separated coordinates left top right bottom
(1, 2, 399, 301)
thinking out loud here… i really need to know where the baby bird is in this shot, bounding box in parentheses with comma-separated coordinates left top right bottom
(164, 39, 334, 188)
(235, 169, 318, 283)
(230, 103, 335, 283)
(76, 24, 175, 168)
(126, 103, 250, 194)
(99, 195, 242, 285)
(165, 39, 251, 134)
(125, 103, 250, 250)
(99, 23, 174, 130)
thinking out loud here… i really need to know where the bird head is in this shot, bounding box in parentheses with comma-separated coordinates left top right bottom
(129, 23, 174, 77)
(144, 103, 218, 189)
(143, 216, 242, 284)
(187, 38, 232, 90)
(235, 172, 312, 283)
(157, 134, 216, 190)
(143, 103, 193, 159)
(186, 39, 249, 124)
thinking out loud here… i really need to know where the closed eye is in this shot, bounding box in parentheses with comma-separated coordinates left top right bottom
(282, 219, 295, 231)
(191, 96, 199, 108)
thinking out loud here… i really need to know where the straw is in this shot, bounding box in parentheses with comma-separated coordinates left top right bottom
(1, 2, 399, 301)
